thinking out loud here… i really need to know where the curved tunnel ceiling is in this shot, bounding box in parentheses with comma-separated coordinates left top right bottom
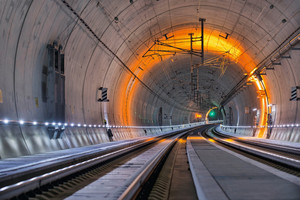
(0, 0, 299, 127)
(143, 53, 245, 111)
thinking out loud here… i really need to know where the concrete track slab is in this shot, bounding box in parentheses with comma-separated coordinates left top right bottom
(188, 135, 300, 200)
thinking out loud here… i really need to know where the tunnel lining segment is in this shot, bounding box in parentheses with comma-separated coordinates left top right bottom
(220, 28, 300, 107)
(60, 0, 196, 113)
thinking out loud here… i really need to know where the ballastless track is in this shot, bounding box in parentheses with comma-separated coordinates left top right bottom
(2, 124, 300, 200)
(203, 127, 300, 177)
(3, 126, 207, 200)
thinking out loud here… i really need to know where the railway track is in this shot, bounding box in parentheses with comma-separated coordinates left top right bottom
(0, 126, 208, 200)
(203, 127, 300, 177)
(4, 124, 298, 200)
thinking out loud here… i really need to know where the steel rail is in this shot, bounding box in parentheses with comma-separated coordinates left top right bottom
(118, 131, 188, 200)
(208, 128, 300, 170)
(212, 129, 300, 156)
(0, 126, 198, 199)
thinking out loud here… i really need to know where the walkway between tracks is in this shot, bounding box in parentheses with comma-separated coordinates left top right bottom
(187, 132, 300, 200)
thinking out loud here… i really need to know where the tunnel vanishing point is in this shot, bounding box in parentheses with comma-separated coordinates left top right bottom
(0, 0, 299, 159)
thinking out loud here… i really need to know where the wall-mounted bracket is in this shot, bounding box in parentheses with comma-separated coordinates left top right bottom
(266, 67, 275, 70)
(219, 32, 230, 39)
(271, 62, 281, 65)
(291, 47, 300, 50)
(47, 126, 65, 139)
(280, 55, 291, 59)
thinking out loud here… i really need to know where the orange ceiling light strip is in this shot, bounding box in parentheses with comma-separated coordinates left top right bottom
(118, 27, 262, 127)
(248, 75, 268, 138)
(195, 113, 202, 118)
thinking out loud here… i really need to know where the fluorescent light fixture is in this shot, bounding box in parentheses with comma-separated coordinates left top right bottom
(89, 125, 92, 127)
(58, 122, 61, 126)
(33, 121, 37, 125)
(83, 124, 87, 127)
(64, 123, 68, 126)
(52, 122, 56, 126)
(19, 120, 24, 125)
(3, 119, 9, 124)
(45, 122, 49, 126)
(94, 125, 96, 127)
(77, 124, 81, 127)
(71, 123, 74, 127)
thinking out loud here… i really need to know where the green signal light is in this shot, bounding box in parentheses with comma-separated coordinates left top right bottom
(209, 110, 216, 117)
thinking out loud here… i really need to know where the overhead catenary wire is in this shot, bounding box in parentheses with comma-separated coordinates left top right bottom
(60, 0, 198, 112)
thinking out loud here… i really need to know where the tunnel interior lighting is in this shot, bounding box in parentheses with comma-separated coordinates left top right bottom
(19, 120, 24, 125)
(45, 122, 49, 126)
(71, 123, 74, 127)
(3, 119, 9, 124)
(52, 122, 56, 126)
(33, 121, 37, 125)
(83, 124, 87, 127)
(89, 125, 92, 127)
(77, 124, 81, 127)
(195, 113, 202, 118)
(209, 110, 216, 117)
(64, 123, 68, 126)
(58, 123, 61, 126)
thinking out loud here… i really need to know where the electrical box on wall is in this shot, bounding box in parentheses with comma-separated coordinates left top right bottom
(46, 41, 65, 122)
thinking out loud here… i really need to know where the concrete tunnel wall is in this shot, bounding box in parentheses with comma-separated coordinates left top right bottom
(222, 44, 300, 142)
(0, 0, 300, 158)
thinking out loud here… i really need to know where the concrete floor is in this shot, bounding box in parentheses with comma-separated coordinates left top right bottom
(189, 134, 300, 200)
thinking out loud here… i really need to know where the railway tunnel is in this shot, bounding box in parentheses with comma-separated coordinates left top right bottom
(0, 0, 300, 199)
